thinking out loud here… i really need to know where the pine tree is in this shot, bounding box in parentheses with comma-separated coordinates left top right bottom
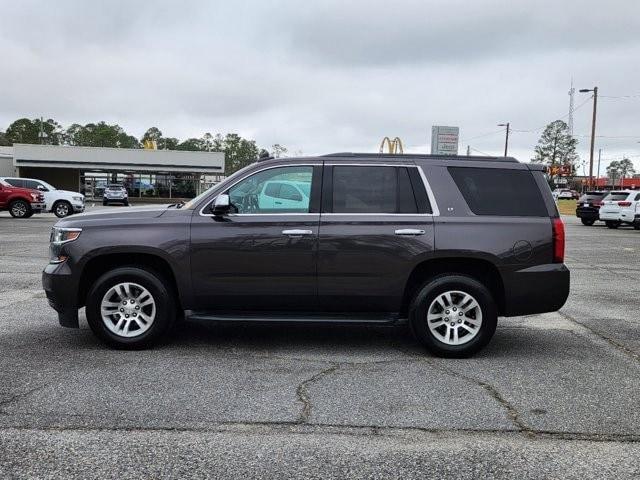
(532, 120, 579, 183)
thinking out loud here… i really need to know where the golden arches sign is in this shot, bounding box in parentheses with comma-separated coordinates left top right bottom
(379, 136, 404, 154)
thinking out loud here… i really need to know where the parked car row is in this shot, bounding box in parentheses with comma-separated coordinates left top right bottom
(575, 190, 640, 229)
(0, 177, 85, 218)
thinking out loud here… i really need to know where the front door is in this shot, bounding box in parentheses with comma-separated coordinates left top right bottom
(190, 163, 322, 312)
(317, 164, 435, 313)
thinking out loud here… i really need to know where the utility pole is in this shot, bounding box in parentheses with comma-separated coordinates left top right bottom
(466, 145, 471, 156)
(579, 86, 598, 187)
(568, 79, 575, 139)
(497, 123, 510, 156)
(596, 148, 602, 186)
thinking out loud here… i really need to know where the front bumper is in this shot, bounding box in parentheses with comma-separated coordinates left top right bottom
(42, 262, 79, 328)
(30, 202, 46, 213)
(72, 202, 85, 213)
(502, 263, 570, 317)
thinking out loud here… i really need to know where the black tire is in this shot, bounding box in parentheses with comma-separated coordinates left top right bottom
(634, 224, 640, 231)
(409, 274, 497, 358)
(581, 218, 595, 226)
(102, 200, 108, 206)
(606, 221, 620, 229)
(53, 200, 72, 218)
(85, 267, 176, 349)
(124, 200, 129, 206)
(9, 200, 31, 218)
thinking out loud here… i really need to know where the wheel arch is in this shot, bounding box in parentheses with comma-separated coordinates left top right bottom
(402, 257, 505, 316)
(78, 251, 183, 311)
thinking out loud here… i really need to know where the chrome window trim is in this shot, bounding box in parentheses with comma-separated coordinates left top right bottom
(198, 162, 440, 217)
(198, 163, 318, 217)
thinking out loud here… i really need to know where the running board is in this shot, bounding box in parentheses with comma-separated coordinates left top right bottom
(186, 311, 405, 325)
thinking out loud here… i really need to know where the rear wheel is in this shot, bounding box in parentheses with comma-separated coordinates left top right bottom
(53, 200, 72, 218)
(124, 200, 129, 206)
(9, 200, 31, 218)
(581, 218, 595, 226)
(102, 200, 108, 206)
(86, 267, 176, 349)
(606, 221, 620, 229)
(409, 275, 497, 358)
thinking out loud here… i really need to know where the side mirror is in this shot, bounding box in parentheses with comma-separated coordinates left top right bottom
(211, 194, 231, 216)
(37, 185, 48, 191)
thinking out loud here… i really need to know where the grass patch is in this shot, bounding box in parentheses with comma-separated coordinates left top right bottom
(556, 199, 576, 216)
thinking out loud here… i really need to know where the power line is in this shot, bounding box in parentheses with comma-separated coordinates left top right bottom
(510, 96, 593, 134)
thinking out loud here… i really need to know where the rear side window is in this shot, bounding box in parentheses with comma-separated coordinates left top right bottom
(5, 178, 25, 188)
(330, 166, 430, 214)
(448, 167, 548, 216)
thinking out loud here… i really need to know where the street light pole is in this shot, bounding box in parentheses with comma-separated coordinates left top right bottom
(497, 122, 510, 156)
(579, 87, 598, 187)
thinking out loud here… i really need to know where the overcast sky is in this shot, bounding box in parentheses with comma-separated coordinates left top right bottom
(1, 0, 639, 173)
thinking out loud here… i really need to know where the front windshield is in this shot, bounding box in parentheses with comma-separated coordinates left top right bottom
(183, 162, 257, 209)
(40, 180, 56, 191)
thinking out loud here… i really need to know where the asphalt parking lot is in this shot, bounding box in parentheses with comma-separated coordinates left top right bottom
(1, 208, 639, 479)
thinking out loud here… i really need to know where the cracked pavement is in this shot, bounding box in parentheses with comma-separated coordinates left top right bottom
(0, 209, 639, 479)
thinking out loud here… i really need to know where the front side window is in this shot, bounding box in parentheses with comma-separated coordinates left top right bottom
(228, 166, 313, 214)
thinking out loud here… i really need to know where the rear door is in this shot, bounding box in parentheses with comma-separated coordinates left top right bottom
(317, 163, 435, 313)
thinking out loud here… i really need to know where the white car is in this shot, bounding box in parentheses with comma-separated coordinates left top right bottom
(553, 189, 576, 200)
(0, 177, 85, 218)
(598, 190, 640, 230)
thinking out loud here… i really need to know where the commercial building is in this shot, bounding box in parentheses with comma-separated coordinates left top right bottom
(0, 144, 225, 199)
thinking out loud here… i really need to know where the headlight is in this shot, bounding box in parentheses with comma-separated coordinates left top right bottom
(72, 196, 83, 202)
(49, 228, 81, 264)
(50, 227, 82, 244)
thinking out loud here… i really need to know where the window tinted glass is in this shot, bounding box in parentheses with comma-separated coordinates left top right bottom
(635, 193, 640, 201)
(333, 166, 397, 213)
(604, 192, 630, 201)
(23, 180, 40, 190)
(5, 178, 25, 188)
(229, 166, 313, 214)
(448, 167, 547, 216)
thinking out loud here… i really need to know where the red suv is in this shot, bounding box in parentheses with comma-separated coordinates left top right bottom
(0, 179, 46, 218)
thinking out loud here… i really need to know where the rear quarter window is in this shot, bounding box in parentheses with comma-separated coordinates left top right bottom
(448, 167, 548, 217)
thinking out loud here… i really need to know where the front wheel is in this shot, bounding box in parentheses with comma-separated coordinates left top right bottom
(9, 200, 31, 218)
(581, 218, 595, 226)
(409, 275, 497, 358)
(53, 200, 72, 218)
(85, 267, 176, 349)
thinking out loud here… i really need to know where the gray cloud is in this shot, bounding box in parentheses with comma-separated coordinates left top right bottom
(1, 0, 639, 171)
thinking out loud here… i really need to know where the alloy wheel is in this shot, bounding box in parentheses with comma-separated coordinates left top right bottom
(100, 282, 156, 338)
(427, 290, 483, 346)
(55, 202, 70, 217)
(11, 202, 27, 217)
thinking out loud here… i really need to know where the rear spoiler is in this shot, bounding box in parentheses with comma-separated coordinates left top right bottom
(525, 163, 547, 172)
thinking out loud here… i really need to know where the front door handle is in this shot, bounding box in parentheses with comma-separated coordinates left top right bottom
(282, 229, 314, 237)
(394, 229, 426, 236)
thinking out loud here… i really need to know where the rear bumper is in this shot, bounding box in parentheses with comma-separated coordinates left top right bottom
(576, 207, 599, 220)
(42, 262, 79, 328)
(502, 263, 570, 317)
(599, 211, 621, 221)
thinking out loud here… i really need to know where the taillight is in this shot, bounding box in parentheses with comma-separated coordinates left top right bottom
(618, 201, 632, 207)
(552, 218, 565, 263)
(593, 201, 601, 207)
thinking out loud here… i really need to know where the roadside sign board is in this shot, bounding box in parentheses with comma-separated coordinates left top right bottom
(431, 126, 459, 155)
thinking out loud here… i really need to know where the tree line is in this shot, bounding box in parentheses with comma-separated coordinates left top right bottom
(0, 118, 288, 174)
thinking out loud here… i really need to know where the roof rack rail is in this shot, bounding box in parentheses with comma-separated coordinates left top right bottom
(321, 152, 518, 163)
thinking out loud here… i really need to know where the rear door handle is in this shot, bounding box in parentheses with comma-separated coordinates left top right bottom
(282, 229, 314, 236)
(394, 229, 426, 236)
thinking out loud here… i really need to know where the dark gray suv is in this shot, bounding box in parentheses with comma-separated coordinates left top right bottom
(43, 153, 569, 357)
